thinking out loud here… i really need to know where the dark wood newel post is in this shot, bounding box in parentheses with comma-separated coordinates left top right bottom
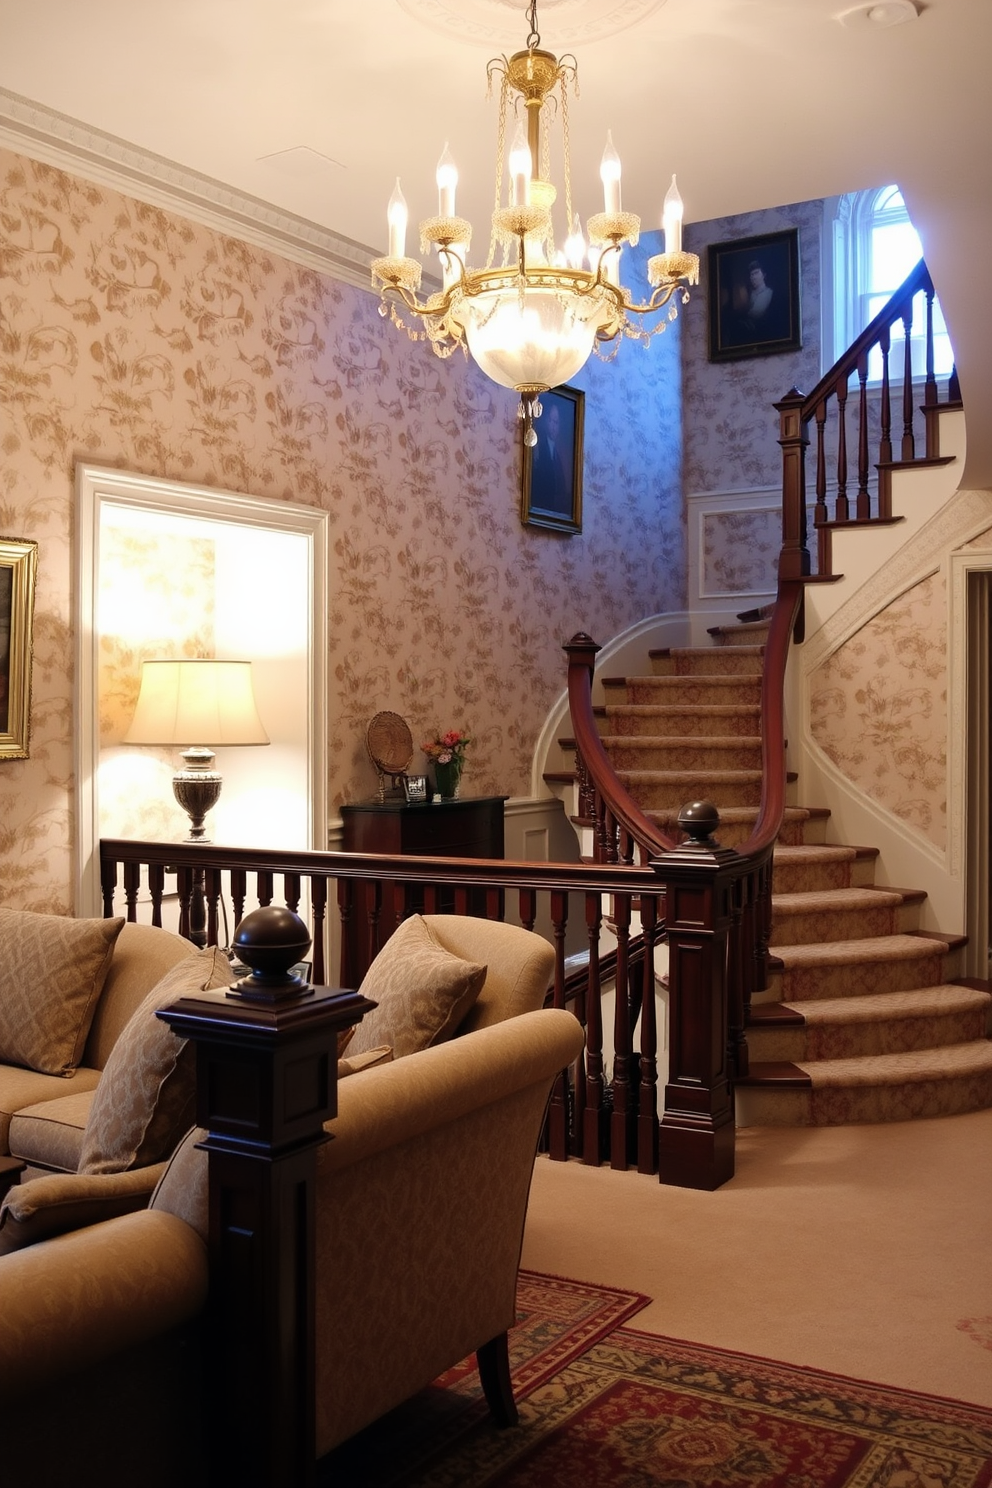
(774, 387, 811, 582)
(653, 803, 739, 1191)
(158, 907, 373, 1488)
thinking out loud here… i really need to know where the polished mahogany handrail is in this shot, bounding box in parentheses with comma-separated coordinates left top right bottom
(798, 258, 933, 421)
(564, 633, 680, 859)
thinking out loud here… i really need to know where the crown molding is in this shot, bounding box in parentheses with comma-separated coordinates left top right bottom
(0, 86, 376, 292)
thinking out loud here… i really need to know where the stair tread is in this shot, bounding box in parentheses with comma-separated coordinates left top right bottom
(604, 734, 761, 746)
(772, 845, 860, 863)
(771, 933, 950, 967)
(795, 1040, 992, 1086)
(771, 887, 906, 912)
(618, 769, 764, 782)
(604, 704, 762, 716)
(779, 984, 992, 1023)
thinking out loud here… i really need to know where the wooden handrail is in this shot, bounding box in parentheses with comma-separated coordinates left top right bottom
(778, 257, 954, 579)
(800, 258, 934, 419)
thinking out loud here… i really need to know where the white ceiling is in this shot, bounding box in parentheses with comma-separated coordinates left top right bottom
(1, 0, 991, 482)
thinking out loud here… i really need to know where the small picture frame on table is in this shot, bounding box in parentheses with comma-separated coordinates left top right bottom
(402, 774, 430, 804)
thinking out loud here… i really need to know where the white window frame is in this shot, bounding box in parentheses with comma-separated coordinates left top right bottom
(823, 185, 950, 384)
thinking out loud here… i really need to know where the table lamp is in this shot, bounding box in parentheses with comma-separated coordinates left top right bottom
(125, 658, 269, 841)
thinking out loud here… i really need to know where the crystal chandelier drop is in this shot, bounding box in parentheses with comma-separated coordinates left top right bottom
(370, 0, 699, 443)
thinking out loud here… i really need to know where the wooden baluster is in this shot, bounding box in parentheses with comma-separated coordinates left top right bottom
(230, 868, 247, 928)
(422, 884, 440, 915)
(283, 872, 301, 916)
(484, 885, 502, 919)
(452, 885, 470, 916)
(753, 857, 773, 996)
(176, 867, 193, 943)
(835, 373, 849, 521)
(901, 297, 915, 459)
(813, 399, 828, 530)
(205, 868, 222, 947)
(256, 871, 273, 908)
(879, 325, 893, 465)
(636, 893, 660, 1175)
(581, 891, 604, 1167)
(148, 862, 165, 928)
(311, 876, 327, 985)
(337, 877, 357, 988)
(610, 892, 633, 1171)
(518, 887, 537, 935)
(738, 877, 756, 1072)
(575, 748, 595, 824)
(856, 351, 871, 518)
(123, 861, 141, 923)
(924, 282, 937, 412)
(367, 878, 383, 970)
(546, 890, 571, 1161)
(774, 387, 810, 580)
(726, 877, 746, 1082)
(101, 854, 119, 918)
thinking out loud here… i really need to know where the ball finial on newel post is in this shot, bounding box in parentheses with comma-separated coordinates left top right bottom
(231, 905, 313, 1001)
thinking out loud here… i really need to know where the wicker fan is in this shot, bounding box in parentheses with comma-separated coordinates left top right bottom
(366, 711, 414, 801)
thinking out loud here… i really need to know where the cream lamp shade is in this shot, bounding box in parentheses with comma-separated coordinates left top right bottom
(125, 659, 269, 845)
(125, 659, 269, 747)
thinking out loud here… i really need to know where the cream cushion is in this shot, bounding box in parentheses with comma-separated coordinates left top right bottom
(349, 914, 486, 1060)
(0, 909, 124, 1076)
(78, 946, 233, 1175)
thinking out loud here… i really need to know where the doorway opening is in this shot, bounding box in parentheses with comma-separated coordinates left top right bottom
(75, 465, 328, 917)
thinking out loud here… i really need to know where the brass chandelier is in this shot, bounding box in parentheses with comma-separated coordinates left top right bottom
(370, 0, 699, 443)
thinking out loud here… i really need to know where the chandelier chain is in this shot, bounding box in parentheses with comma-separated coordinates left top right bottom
(526, 0, 540, 50)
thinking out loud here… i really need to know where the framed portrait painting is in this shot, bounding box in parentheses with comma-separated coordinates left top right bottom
(707, 229, 801, 362)
(521, 384, 584, 535)
(0, 537, 38, 760)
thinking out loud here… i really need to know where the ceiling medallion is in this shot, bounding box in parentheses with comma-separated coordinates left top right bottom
(397, 0, 669, 47)
(373, 0, 695, 442)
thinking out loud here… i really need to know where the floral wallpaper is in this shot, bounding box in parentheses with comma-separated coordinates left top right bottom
(0, 145, 684, 912)
(682, 199, 825, 498)
(809, 572, 948, 846)
(702, 508, 781, 596)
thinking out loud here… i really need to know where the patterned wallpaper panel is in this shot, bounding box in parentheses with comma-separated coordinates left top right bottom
(809, 572, 949, 848)
(683, 199, 825, 498)
(0, 146, 684, 911)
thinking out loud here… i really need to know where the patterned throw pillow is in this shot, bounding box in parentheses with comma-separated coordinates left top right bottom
(349, 914, 487, 1060)
(78, 945, 233, 1175)
(0, 909, 125, 1076)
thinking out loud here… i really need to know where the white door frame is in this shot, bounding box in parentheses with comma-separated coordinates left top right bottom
(74, 463, 329, 916)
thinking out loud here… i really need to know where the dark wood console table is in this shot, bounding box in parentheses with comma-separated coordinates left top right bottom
(340, 795, 507, 963)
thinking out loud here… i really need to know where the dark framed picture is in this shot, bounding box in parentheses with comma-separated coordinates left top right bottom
(707, 229, 801, 362)
(0, 536, 38, 760)
(521, 384, 584, 535)
(402, 774, 430, 803)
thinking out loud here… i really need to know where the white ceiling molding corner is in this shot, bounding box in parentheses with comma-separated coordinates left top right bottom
(0, 86, 376, 291)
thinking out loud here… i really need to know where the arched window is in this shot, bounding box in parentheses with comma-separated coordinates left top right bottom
(827, 185, 952, 381)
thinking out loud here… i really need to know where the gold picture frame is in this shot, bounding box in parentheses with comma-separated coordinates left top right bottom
(0, 537, 38, 760)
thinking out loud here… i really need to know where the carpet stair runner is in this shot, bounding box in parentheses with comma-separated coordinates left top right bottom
(587, 619, 992, 1126)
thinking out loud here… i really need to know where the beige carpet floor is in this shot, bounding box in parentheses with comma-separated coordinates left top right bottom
(521, 1108, 992, 1408)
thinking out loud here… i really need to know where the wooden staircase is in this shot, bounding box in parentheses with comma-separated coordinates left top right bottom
(591, 621, 992, 1127)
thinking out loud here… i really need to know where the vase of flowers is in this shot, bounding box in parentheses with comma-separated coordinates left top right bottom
(421, 729, 472, 800)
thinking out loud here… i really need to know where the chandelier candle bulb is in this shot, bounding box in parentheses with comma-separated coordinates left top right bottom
(663, 174, 683, 255)
(600, 132, 622, 214)
(509, 120, 532, 207)
(387, 179, 408, 258)
(436, 143, 457, 217)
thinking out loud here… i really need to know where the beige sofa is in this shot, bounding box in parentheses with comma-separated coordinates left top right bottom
(0, 911, 581, 1483)
(0, 915, 198, 1175)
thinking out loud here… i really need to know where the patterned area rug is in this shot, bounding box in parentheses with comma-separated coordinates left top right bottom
(320, 1276, 992, 1488)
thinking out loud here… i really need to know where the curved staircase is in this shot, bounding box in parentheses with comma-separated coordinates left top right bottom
(595, 622, 992, 1127)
